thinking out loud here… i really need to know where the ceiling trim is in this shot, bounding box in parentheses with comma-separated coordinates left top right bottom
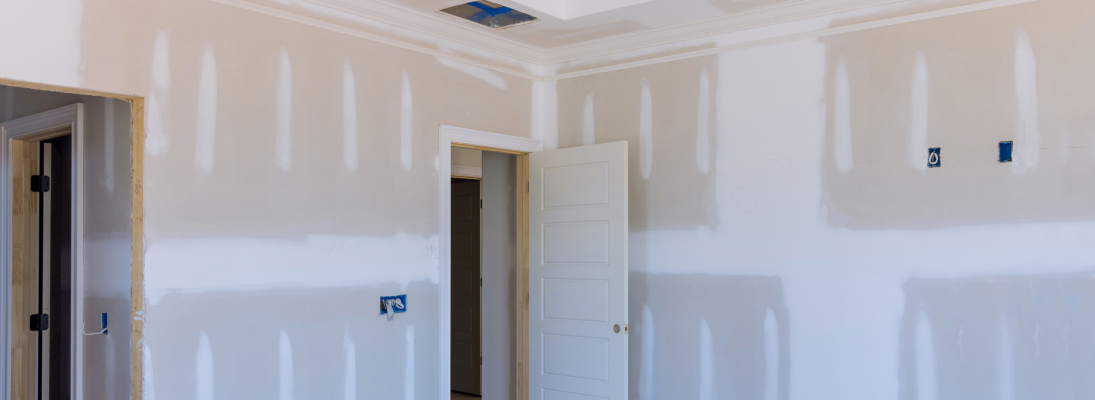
(544, 0, 1036, 80)
(211, 0, 542, 79)
(542, 0, 909, 64)
(214, 0, 1037, 82)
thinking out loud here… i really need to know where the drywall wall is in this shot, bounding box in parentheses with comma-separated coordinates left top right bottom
(551, 0, 1095, 398)
(480, 152, 517, 400)
(1, 0, 533, 398)
(0, 86, 134, 399)
(3, 0, 1090, 398)
(452, 147, 482, 178)
(452, 148, 482, 169)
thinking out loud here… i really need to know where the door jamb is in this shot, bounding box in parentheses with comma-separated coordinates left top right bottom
(438, 125, 541, 400)
(0, 79, 144, 400)
(1, 103, 84, 400)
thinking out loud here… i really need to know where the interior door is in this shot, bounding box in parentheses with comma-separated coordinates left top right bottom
(529, 141, 628, 400)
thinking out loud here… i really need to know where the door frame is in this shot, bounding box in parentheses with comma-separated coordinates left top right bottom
(0, 103, 85, 400)
(0, 79, 144, 400)
(438, 125, 541, 400)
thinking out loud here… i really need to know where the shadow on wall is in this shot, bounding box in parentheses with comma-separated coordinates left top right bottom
(819, 0, 1095, 229)
(898, 274, 1095, 400)
(629, 272, 790, 400)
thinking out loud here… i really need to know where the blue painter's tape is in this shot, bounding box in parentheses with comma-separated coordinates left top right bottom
(928, 147, 941, 168)
(380, 295, 407, 315)
(999, 141, 1013, 163)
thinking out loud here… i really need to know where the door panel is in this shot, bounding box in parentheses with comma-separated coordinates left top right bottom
(529, 142, 628, 400)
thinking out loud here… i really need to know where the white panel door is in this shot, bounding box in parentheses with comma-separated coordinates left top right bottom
(530, 141, 628, 400)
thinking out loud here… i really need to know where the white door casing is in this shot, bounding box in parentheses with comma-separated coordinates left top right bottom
(529, 141, 628, 400)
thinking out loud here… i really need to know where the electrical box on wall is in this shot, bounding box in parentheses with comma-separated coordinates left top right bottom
(928, 147, 941, 168)
(380, 295, 407, 321)
(999, 141, 1013, 163)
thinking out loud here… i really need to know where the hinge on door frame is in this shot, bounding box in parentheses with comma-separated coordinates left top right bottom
(480, 199, 483, 209)
(30, 175, 50, 193)
(29, 314, 49, 331)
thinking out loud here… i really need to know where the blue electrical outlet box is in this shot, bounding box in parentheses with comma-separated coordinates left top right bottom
(928, 147, 941, 168)
(101, 312, 108, 335)
(999, 141, 1013, 163)
(380, 295, 407, 315)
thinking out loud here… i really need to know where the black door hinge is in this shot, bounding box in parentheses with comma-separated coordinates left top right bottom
(29, 314, 49, 331)
(30, 175, 50, 193)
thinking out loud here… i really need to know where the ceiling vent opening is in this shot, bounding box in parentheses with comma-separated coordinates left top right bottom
(440, 1, 538, 30)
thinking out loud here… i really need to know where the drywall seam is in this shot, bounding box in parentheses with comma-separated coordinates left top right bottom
(343, 325, 356, 400)
(342, 59, 358, 171)
(544, 0, 1037, 81)
(639, 78, 653, 180)
(276, 48, 293, 172)
(908, 51, 929, 172)
(400, 71, 413, 171)
(209, 0, 541, 80)
(194, 41, 218, 175)
(146, 30, 171, 157)
(833, 56, 853, 174)
(582, 93, 595, 146)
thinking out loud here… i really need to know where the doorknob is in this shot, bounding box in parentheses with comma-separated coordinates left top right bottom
(613, 324, 620, 334)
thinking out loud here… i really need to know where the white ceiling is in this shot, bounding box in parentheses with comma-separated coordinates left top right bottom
(369, 0, 802, 49)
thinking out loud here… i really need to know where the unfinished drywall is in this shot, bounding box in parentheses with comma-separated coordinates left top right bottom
(1, 0, 533, 398)
(480, 152, 518, 400)
(452, 147, 482, 178)
(552, 0, 1095, 398)
(0, 86, 134, 399)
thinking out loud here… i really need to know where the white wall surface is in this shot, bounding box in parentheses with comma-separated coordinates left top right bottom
(554, 0, 1095, 398)
(1, 0, 533, 398)
(3, 0, 1093, 398)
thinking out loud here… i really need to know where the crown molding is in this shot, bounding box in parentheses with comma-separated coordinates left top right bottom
(544, 0, 1035, 80)
(215, 0, 1036, 81)
(211, 0, 544, 79)
(542, 0, 908, 65)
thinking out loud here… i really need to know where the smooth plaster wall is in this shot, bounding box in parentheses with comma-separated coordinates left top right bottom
(2, 0, 533, 398)
(552, 0, 1095, 398)
(0, 86, 134, 399)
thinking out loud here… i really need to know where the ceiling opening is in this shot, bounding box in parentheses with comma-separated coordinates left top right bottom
(440, 1, 538, 30)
